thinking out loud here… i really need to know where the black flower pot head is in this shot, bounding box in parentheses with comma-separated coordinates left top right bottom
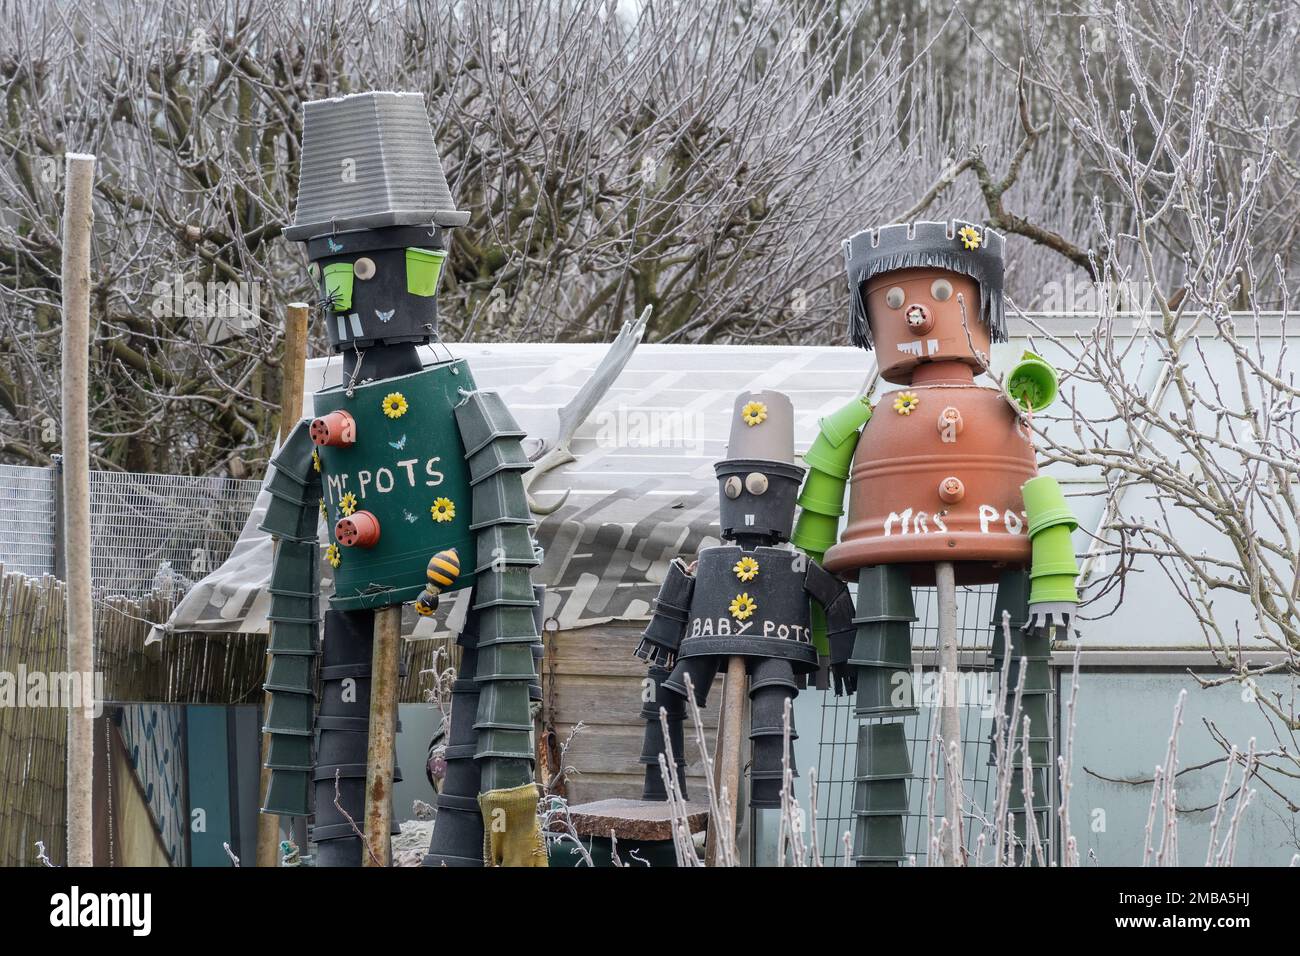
(854, 565, 917, 623)
(849, 619, 912, 668)
(854, 721, 912, 779)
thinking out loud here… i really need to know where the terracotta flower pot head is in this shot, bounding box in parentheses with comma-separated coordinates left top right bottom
(843, 220, 1007, 385)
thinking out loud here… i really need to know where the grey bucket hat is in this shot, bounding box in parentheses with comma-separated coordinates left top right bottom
(842, 219, 1006, 349)
(285, 91, 470, 241)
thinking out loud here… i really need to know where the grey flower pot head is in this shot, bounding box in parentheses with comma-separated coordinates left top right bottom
(471, 567, 540, 609)
(854, 721, 912, 779)
(267, 620, 319, 655)
(852, 813, 906, 860)
(469, 475, 534, 528)
(849, 619, 912, 668)
(852, 663, 917, 717)
(263, 690, 315, 736)
(854, 565, 918, 623)
(262, 768, 311, 816)
(853, 777, 909, 815)
(264, 653, 316, 694)
(475, 522, 541, 572)
(467, 437, 532, 485)
(264, 732, 314, 772)
(455, 390, 528, 457)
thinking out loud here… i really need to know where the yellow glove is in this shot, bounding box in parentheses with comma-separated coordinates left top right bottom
(478, 783, 548, 867)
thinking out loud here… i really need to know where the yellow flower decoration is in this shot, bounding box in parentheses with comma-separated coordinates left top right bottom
(325, 543, 341, 568)
(319, 497, 327, 519)
(430, 497, 456, 523)
(312, 448, 321, 473)
(729, 592, 757, 621)
(741, 401, 768, 427)
(893, 391, 920, 415)
(381, 392, 409, 419)
(339, 491, 358, 517)
(958, 225, 982, 250)
(733, 556, 760, 582)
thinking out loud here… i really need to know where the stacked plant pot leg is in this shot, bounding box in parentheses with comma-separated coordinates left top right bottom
(638, 664, 688, 801)
(311, 608, 404, 867)
(259, 420, 323, 819)
(424, 634, 486, 867)
(747, 657, 798, 810)
(847, 564, 917, 865)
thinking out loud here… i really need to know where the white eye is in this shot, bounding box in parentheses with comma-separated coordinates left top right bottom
(931, 278, 953, 301)
(745, 472, 769, 495)
(308, 263, 319, 280)
(884, 286, 905, 309)
(354, 257, 377, 280)
(724, 476, 743, 499)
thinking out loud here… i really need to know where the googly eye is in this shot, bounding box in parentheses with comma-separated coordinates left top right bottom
(745, 472, 769, 495)
(354, 257, 377, 280)
(931, 278, 953, 301)
(724, 476, 743, 499)
(885, 286, 905, 309)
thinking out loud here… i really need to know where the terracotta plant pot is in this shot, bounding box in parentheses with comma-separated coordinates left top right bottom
(335, 510, 380, 548)
(309, 409, 357, 448)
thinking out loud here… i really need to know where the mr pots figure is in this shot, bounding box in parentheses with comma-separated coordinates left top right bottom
(634, 390, 856, 811)
(257, 91, 546, 867)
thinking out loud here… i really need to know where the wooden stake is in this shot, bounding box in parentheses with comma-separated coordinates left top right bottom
(705, 655, 747, 866)
(255, 301, 312, 868)
(61, 153, 95, 868)
(363, 604, 401, 866)
(935, 560, 964, 865)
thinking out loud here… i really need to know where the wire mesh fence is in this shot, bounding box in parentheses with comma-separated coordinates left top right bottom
(0, 463, 262, 601)
(814, 583, 1058, 866)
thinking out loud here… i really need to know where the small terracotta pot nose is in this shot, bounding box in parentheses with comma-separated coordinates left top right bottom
(335, 510, 380, 548)
(938, 405, 964, 436)
(938, 476, 966, 504)
(905, 303, 933, 335)
(310, 410, 357, 447)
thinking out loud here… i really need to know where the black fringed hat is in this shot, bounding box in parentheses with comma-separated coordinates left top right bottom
(842, 220, 1006, 350)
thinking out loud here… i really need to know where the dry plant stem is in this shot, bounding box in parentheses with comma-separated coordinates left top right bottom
(1056, 643, 1082, 867)
(334, 768, 382, 868)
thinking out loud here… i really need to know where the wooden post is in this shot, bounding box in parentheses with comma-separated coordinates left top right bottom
(705, 655, 747, 866)
(61, 153, 96, 867)
(255, 302, 311, 868)
(363, 604, 401, 866)
(935, 560, 964, 865)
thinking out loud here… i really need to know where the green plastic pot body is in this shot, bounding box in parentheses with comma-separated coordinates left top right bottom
(1028, 524, 1079, 605)
(262, 768, 311, 816)
(1021, 475, 1077, 537)
(314, 359, 478, 610)
(818, 396, 874, 448)
(405, 248, 446, 297)
(1005, 351, 1059, 414)
(797, 466, 847, 517)
(791, 510, 839, 556)
(322, 261, 355, 312)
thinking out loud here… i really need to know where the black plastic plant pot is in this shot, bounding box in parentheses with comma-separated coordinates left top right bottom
(266, 461, 318, 502)
(475, 643, 538, 681)
(424, 808, 487, 868)
(321, 609, 375, 666)
(1003, 657, 1052, 694)
(475, 522, 540, 572)
(316, 728, 369, 765)
(267, 619, 319, 655)
(474, 605, 541, 644)
(271, 539, 320, 589)
(854, 722, 912, 780)
(318, 674, 370, 718)
(853, 777, 909, 815)
(445, 702, 481, 749)
(264, 690, 315, 735)
(272, 418, 319, 480)
(313, 834, 364, 868)
(469, 477, 534, 529)
(748, 687, 796, 729)
(749, 778, 784, 810)
(475, 727, 534, 761)
(261, 768, 311, 816)
(264, 731, 314, 771)
(467, 437, 532, 485)
(989, 568, 1032, 637)
(313, 777, 365, 828)
(853, 663, 916, 717)
(471, 566, 539, 609)
(480, 756, 535, 793)
(852, 813, 906, 859)
(1008, 629, 1053, 661)
(454, 389, 528, 458)
(441, 754, 481, 796)
(849, 619, 912, 668)
(259, 490, 320, 543)
(264, 653, 316, 694)
(854, 565, 917, 623)
(750, 739, 796, 779)
(473, 680, 534, 730)
(269, 587, 320, 624)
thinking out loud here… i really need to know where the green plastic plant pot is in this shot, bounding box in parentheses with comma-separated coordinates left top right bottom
(454, 390, 528, 457)
(469, 477, 535, 529)
(1021, 476, 1077, 537)
(1003, 657, 1052, 694)
(267, 461, 317, 500)
(819, 395, 874, 448)
(480, 756, 536, 793)
(1005, 351, 1058, 413)
(853, 777, 909, 815)
(854, 565, 917, 623)
(475, 522, 540, 572)
(267, 620, 319, 655)
(1011, 809, 1051, 844)
(849, 620, 912, 668)
(471, 567, 539, 609)
(791, 511, 839, 555)
(796, 468, 847, 517)
(261, 768, 311, 816)
(802, 434, 852, 482)
(264, 732, 314, 771)
(999, 628, 1053, 662)
(854, 721, 912, 779)
(323, 261, 354, 311)
(475, 643, 538, 681)
(474, 605, 540, 644)
(473, 680, 534, 731)
(990, 568, 1031, 633)
(260, 490, 320, 543)
(270, 540, 319, 590)
(405, 247, 447, 297)
(1028, 572, 1079, 608)
(264, 653, 316, 694)
(467, 438, 532, 485)
(268, 587, 320, 623)
(853, 664, 917, 717)
(852, 813, 906, 859)
(264, 690, 315, 735)
(474, 729, 534, 761)
(1008, 768, 1051, 812)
